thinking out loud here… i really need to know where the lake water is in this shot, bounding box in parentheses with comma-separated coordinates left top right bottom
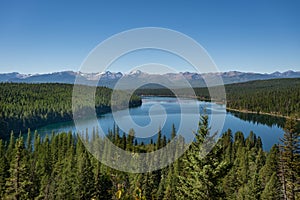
(37, 97, 284, 150)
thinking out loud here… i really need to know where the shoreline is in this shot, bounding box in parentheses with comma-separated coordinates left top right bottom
(226, 107, 300, 121)
(1, 100, 142, 140)
(141, 95, 299, 120)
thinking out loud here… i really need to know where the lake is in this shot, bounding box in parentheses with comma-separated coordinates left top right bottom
(37, 96, 284, 150)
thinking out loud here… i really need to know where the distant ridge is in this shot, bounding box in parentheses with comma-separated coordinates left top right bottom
(0, 70, 299, 89)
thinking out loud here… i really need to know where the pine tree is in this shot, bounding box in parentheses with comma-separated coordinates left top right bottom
(26, 129, 40, 199)
(0, 140, 8, 197)
(247, 173, 262, 200)
(94, 163, 112, 200)
(156, 170, 166, 200)
(171, 124, 176, 139)
(5, 137, 33, 200)
(55, 155, 76, 199)
(162, 135, 167, 147)
(245, 131, 256, 150)
(177, 115, 229, 199)
(255, 149, 265, 173)
(279, 117, 300, 200)
(222, 167, 239, 199)
(126, 128, 135, 151)
(76, 149, 95, 199)
(156, 128, 162, 149)
(235, 145, 249, 185)
(36, 135, 52, 199)
(141, 173, 152, 199)
(261, 172, 281, 200)
(221, 129, 233, 162)
(259, 144, 279, 186)
(26, 129, 32, 152)
(163, 166, 176, 200)
(54, 134, 76, 199)
(6, 132, 15, 161)
(236, 184, 249, 200)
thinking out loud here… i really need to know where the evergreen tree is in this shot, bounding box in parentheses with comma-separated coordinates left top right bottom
(6, 132, 15, 161)
(156, 171, 166, 200)
(156, 128, 162, 149)
(221, 129, 233, 162)
(259, 144, 279, 186)
(171, 124, 176, 139)
(255, 149, 266, 173)
(163, 166, 176, 200)
(94, 163, 112, 200)
(36, 135, 52, 199)
(177, 115, 229, 199)
(235, 146, 249, 185)
(261, 172, 282, 200)
(53, 134, 76, 199)
(5, 137, 33, 200)
(236, 184, 249, 200)
(222, 167, 239, 199)
(0, 140, 8, 197)
(279, 117, 300, 200)
(126, 128, 135, 151)
(55, 156, 75, 199)
(247, 173, 262, 200)
(26, 129, 32, 153)
(76, 149, 95, 199)
(141, 173, 152, 199)
(121, 132, 127, 150)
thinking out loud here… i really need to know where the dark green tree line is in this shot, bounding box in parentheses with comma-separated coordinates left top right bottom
(0, 83, 141, 139)
(0, 117, 298, 199)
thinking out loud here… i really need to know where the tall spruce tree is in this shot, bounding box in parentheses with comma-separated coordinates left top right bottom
(177, 115, 229, 199)
(279, 117, 300, 200)
(0, 140, 8, 197)
(94, 162, 113, 200)
(5, 137, 33, 200)
(76, 149, 95, 199)
(261, 172, 282, 200)
(259, 144, 279, 186)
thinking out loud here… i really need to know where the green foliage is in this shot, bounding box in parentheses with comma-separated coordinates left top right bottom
(279, 117, 300, 200)
(5, 137, 33, 200)
(225, 78, 300, 117)
(0, 140, 8, 197)
(0, 116, 298, 199)
(177, 115, 230, 199)
(0, 83, 142, 139)
(135, 78, 300, 117)
(261, 172, 281, 200)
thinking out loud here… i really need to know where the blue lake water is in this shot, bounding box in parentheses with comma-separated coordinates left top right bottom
(37, 97, 284, 150)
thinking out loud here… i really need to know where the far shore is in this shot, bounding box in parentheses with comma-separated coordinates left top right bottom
(226, 107, 300, 121)
(140, 95, 299, 121)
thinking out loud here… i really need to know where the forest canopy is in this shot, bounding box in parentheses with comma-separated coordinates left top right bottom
(134, 78, 300, 117)
(0, 115, 298, 199)
(0, 83, 141, 139)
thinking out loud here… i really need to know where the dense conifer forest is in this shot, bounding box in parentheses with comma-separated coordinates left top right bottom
(225, 78, 300, 117)
(0, 81, 299, 199)
(0, 115, 299, 199)
(0, 83, 141, 140)
(135, 78, 300, 117)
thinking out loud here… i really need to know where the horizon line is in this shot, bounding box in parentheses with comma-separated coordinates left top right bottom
(0, 69, 299, 75)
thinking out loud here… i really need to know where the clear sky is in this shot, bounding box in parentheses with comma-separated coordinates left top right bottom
(0, 0, 299, 74)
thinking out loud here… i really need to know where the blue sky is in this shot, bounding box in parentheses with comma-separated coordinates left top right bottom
(0, 0, 299, 74)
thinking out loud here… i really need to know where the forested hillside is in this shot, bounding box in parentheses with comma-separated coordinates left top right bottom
(135, 78, 300, 117)
(0, 83, 141, 139)
(225, 78, 300, 117)
(0, 116, 298, 199)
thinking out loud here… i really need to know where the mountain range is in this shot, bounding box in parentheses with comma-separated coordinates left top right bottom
(1, 70, 299, 89)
